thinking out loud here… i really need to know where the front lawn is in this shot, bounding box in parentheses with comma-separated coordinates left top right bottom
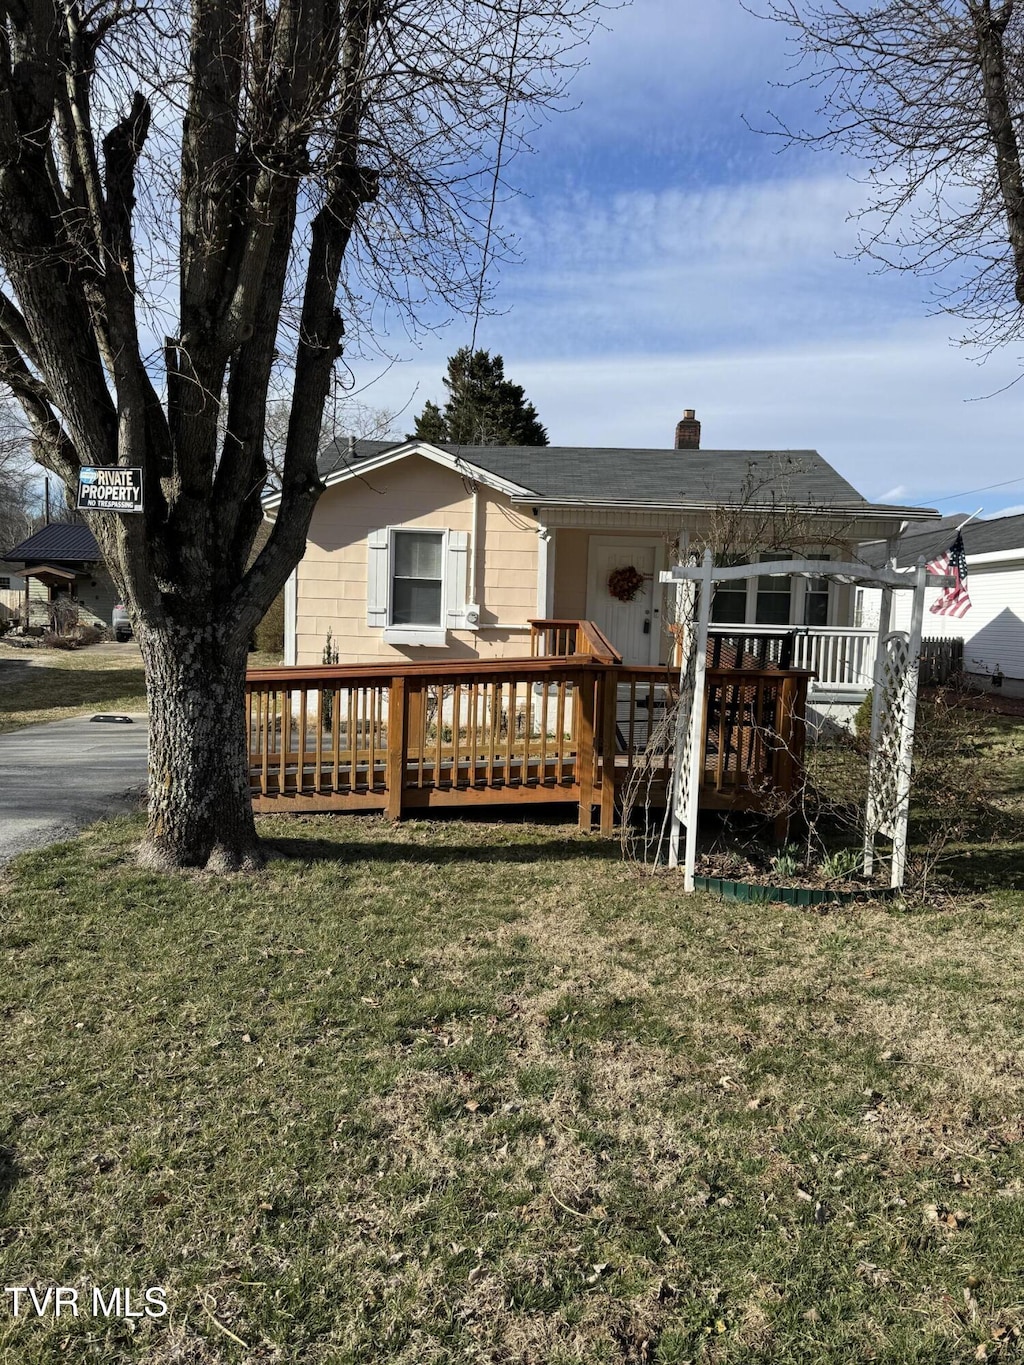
(0, 644, 283, 733)
(0, 642, 147, 733)
(3, 807, 1024, 1363)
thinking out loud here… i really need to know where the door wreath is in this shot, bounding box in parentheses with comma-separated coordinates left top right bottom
(608, 565, 645, 603)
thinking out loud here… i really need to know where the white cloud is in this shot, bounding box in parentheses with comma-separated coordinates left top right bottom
(560, 0, 795, 135)
(365, 317, 1024, 511)
(479, 171, 921, 364)
(358, 146, 1021, 519)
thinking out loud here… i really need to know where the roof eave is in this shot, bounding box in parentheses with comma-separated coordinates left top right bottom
(261, 440, 537, 509)
(517, 497, 940, 519)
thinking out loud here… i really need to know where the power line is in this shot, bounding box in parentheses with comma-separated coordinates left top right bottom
(930, 474, 1024, 504)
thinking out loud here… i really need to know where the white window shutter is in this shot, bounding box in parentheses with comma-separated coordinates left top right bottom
(367, 529, 389, 627)
(445, 530, 469, 628)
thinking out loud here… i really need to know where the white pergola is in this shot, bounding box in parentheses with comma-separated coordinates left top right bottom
(660, 549, 941, 893)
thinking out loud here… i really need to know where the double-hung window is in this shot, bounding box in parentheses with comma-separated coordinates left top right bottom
(709, 554, 747, 624)
(391, 530, 444, 626)
(755, 551, 792, 625)
(803, 554, 830, 626)
(367, 526, 469, 642)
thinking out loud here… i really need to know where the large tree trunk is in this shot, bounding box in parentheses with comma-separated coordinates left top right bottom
(137, 624, 263, 872)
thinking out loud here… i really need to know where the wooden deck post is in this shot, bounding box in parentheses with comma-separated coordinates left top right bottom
(577, 668, 596, 831)
(599, 666, 618, 836)
(385, 676, 406, 820)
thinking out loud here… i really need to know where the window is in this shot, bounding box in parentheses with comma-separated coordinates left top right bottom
(804, 554, 830, 626)
(0, 577, 9, 590)
(391, 530, 444, 626)
(755, 552, 792, 625)
(710, 555, 747, 624)
(367, 526, 468, 640)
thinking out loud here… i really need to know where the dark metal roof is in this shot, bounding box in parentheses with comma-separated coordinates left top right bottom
(5, 522, 100, 564)
(315, 439, 935, 519)
(860, 511, 1024, 567)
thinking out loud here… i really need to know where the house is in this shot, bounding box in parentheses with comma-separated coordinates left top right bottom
(3, 522, 118, 631)
(265, 411, 938, 690)
(858, 510, 1024, 683)
(0, 560, 25, 626)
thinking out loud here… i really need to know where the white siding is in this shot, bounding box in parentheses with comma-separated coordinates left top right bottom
(858, 557, 1024, 680)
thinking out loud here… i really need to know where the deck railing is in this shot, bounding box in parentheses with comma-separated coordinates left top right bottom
(697, 625, 878, 692)
(703, 626, 963, 693)
(246, 652, 810, 834)
(529, 618, 622, 663)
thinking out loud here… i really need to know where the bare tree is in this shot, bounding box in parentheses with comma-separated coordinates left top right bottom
(758, 1, 1024, 348)
(0, 0, 606, 870)
(0, 405, 33, 552)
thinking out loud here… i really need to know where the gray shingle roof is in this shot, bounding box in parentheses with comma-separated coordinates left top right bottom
(861, 510, 1024, 567)
(5, 522, 100, 563)
(317, 439, 933, 517)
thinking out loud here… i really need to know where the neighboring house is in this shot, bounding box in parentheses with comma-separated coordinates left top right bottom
(0, 560, 25, 625)
(265, 411, 937, 688)
(858, 511, 1024, 683)
(3, 522, 118, 630)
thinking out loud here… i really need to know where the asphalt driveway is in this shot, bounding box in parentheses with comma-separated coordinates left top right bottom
(0, 713, 149, 865)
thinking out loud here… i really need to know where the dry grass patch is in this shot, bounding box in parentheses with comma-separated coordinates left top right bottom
(0, 640, 146, 731)
(4, 810, 1024, 1361)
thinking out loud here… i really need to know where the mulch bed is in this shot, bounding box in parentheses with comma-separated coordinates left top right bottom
(924, 684, 1024, 719)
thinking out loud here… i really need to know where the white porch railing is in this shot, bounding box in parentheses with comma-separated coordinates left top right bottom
(708, 625, 878, 693)
(789, 627, 877, 691)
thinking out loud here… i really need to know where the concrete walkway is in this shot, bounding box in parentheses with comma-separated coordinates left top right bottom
(0, 714, 148, 865)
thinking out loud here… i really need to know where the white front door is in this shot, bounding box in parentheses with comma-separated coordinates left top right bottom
(586, 537, 662, 664)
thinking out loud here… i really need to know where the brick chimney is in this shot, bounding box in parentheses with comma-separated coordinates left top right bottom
(674, 408, 700, 450)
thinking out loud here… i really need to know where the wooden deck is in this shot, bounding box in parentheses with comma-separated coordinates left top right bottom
(246, 621, 812, 835)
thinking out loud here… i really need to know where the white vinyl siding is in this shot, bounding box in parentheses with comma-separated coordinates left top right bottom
(861, 556, 1024, 680)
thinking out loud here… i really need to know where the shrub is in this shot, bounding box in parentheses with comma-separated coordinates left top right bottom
(41, 631, 81, 650)
(76, 625, 105, 646)
(854, 689, 873, 741)
(48, 597, 80, 636)
(906, 686, 993, 892)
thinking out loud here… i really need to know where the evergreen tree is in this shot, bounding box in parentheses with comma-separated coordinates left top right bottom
(412, 348, 548, 446)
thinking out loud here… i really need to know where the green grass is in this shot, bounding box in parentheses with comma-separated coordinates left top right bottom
(3, 756, 1024, 1363)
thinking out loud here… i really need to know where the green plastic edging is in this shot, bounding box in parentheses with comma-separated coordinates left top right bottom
(692, 876, 898, 906)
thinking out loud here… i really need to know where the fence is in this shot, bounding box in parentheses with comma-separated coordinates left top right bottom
(919, 636, 964, 686)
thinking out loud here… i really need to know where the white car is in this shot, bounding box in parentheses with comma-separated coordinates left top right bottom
(112, 604, 133, 642)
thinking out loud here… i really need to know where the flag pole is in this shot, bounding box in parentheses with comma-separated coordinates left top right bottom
(951, 507, 983, 536)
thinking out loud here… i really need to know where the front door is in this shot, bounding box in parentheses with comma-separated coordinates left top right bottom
(586, 537, 662, 664)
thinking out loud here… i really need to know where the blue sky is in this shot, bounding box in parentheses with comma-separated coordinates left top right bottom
(359, 0, 1024, 518)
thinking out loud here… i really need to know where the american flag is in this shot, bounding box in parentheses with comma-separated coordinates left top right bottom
(926, 531, 972, 618)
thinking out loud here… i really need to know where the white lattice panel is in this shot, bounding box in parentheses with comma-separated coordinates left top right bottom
(867, 632, 913, 840)
(673, 619, 699, 823)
